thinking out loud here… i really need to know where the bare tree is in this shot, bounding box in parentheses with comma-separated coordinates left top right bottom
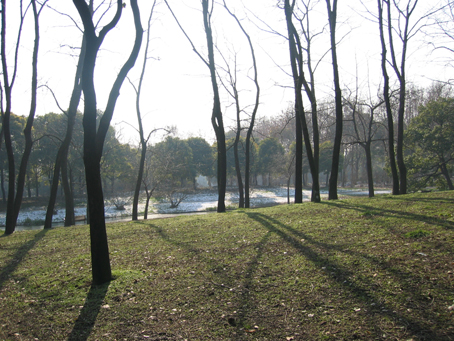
(164, 0, 227, 212)
(2, 0, 48, 235)
(44, 5, 90, 229)
(73, 0, 143, 285)
(376, 0, 441, 194)
(326, 0, 343, 200)
(343, 84, 386, 197)
(130, 0, 158, 221)
(221, 1, 260, 209)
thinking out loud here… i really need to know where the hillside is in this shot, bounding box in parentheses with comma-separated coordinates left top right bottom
(0, 191, 453, 340)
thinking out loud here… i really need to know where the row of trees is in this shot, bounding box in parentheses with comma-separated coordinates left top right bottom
(4, 80, 452, 211)
(2, 0, 453, 286)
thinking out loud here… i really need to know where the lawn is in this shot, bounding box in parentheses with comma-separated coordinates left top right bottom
(0, 191, 453, 340)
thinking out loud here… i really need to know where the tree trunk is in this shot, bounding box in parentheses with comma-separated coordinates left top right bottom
(0, 167, 5, 203)
(44, 33, 85, 229)
(202, 0, 226, 213)
(10, 1, 41, 231)
(245, 134, 252, 208)
(233, 138, 244, 208)
(326, 0, 343, 200)
(364, 142, 375, 197)
(284, 0, 320, 204)
(73, 0, 143, 285)
(378, 0, 399, 195)
(133, 144, 146, 220)
(440, 161, 454, 190)
(2, 0, 19, 234)
(222, 1, 260, 209)
(62, 158, 75, 226)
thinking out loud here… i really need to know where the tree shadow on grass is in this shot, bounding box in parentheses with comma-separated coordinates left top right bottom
(133, 220, 271, 339)
(243, 211, 447, 340)
(0, 228, 49, 291)
(68, 281, 110, 341)
(321, 200, 454, 230)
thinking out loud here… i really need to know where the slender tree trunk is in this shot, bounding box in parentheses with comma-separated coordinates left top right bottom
(133, 144, 146, 220)
(396, 86, 407, 194)
(440, 161, 454, 190)
(73, 0, 143, 285)
(11, 1, 43, 229)
(364, 141, 374, 197)
(62, 158, 75, 226)
(284, 0, 319, 203)
(233, 137, 244, 208)
(378, 0, 399, 194)
(0, 167, 5, 203)
(132, 3, 157, 220)
(44, 34, 86, 228)
(2, 0, 22, 235)
(222, 1, 260, 209)
(326, 0, 343, 200)
(202, 0, 226, 213)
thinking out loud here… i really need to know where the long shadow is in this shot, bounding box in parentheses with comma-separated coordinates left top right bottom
(0, 228, 49, 291)
(320, 199, 454, 230)
(243, 211, 446, 340)
(133, 220, 271, 338)
(68, 282, 110, 341)
(232, 231, 271, 341)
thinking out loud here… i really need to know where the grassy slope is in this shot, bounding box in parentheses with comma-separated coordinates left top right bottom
(0, 191, 453, 341)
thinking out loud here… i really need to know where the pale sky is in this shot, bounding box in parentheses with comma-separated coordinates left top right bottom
(3, 0, 452, 145)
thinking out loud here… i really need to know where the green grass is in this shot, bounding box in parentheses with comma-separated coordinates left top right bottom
(1, 191, 454, 340)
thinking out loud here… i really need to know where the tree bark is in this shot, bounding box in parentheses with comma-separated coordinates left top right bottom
(364, 141, 375, 197)
(326, 0, 343, 200)
(2, 0, 25, 234)
(284, 0, 320, 203)
(222, 1, 260, 209)
(44, 33, 86, 229)
(73, 0, 143, 285)
(202, 0, 226, 213)
(378, 0, 399, 194)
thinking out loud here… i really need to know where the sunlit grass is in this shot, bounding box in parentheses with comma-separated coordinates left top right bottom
(0, 191, 453, 340)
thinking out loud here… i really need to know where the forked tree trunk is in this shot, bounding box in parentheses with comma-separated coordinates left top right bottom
(377, 0, 399, 194)
(44, 33, 86, 229)
(73, 0, 143, 285)
(202, 0, 226, 213)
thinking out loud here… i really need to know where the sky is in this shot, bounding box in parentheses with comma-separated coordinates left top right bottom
(3, 0, 452, 145)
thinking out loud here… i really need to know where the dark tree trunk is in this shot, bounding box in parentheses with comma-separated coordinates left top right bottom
(44, 34, 85, 229)
(326, 0, 343, 200)
(62, 158, 75, 226)
(245, 133, 253, 208)
(8, 1, 41, 232)
(133, 144, 146, 220)
(132, 5, 156, 220)
(233, 137, 244, 208)
(396, 83, 407, 194)
(202, 0, 226, 213)
(73, 0, 143, 285)
(0, 167, 5, 203)
(364, 142, 375, 197)
(1, 0, 18, 235)
(284, 0, 320, 203)
(378, 0, 399, 194)
(440, 161, 454, 190)
(222, 2, 260, 209)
